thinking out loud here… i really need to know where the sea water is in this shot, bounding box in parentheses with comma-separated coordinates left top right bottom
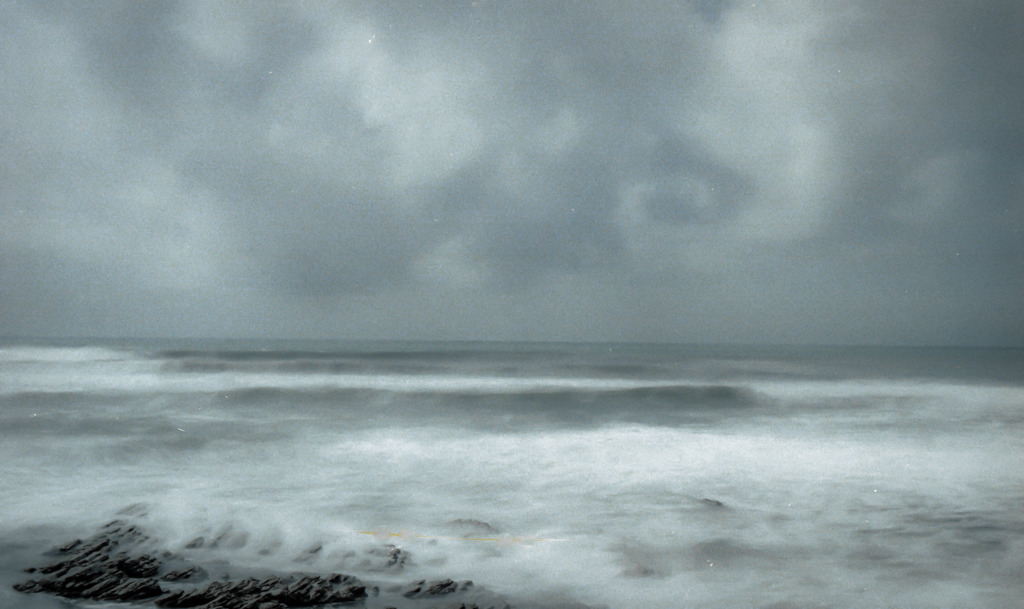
(1, 339, 1022, 608)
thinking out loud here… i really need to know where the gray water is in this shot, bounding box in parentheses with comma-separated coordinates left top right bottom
(1, 339, 1022, 608)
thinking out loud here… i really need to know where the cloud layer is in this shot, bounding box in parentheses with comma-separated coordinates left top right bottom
(2, 1, 1022, 344)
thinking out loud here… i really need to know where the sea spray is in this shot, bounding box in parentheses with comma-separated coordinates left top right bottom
(2, 340, 1022, 608)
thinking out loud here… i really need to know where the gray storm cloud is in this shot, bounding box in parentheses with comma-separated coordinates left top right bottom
(1, 1, 1022, 345)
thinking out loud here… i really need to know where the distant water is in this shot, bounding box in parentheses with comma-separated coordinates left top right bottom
(1, 339, 1022, 608)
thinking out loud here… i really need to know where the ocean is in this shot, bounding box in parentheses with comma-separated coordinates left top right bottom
(1, 339, 1022, 608)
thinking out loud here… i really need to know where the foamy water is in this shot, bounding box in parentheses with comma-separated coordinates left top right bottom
(2, 340, 1022, 608)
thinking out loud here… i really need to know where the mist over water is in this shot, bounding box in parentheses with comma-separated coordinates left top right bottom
(2, 340, 1022, 608)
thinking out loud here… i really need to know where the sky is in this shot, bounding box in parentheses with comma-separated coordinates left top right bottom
(2, 1, 1022, 346)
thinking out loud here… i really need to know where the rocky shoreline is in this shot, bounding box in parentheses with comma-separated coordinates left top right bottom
(12, 519, 506, 609)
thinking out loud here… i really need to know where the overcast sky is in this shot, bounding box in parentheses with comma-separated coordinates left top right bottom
(2, 1, 1022, 345)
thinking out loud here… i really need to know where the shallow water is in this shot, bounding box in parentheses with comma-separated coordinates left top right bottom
(2, 340, 1022, 608)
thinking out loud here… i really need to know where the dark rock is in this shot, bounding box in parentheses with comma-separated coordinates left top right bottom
(100, 521, 150, 546)
(327, 573, 361, 586)
(374, 543, 409, 569)
(337, 543, 412, 572)
(118, 554, 161, 578)
(12, 580, 40, 594)
(447, 519, 499, 534)
(14, 522, 367, 609)
(401, 578, 472, 598)
(162, 565, 205, 582)
(700, 498, 725, 508)
(156, 575, 366, 608)
(56, 539, 83, 553)
(13, 522, 166, 603)
(15, 516, 534, 609)
(15, 565, 163, 603)
(104, 576, 165, 601)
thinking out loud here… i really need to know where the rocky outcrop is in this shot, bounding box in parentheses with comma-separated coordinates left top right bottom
(12, 520, 520, 609)
(446, 519, 500, 535)
(13, 520, 367, 608)
(398, 577, 473, 598)
(14, 521, 166, 603)
(336, 542, 411, 571)
(155, 575, 366, 609)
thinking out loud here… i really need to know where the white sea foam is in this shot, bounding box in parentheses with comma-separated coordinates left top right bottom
(0, 345, 133, 363)
(4, 419, 1022, 608)
(2, 341, 1022, 608)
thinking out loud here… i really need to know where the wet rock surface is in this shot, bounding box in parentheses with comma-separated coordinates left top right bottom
(12, 520, 523, 609)
(446, 519, 500, 536)
(397, 578, 473, 598)
(154, 574, 366, 609)
(15, 521, 167, 603)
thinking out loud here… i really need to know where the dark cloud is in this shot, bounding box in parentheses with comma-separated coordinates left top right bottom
(1, 1, 1021, 344)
